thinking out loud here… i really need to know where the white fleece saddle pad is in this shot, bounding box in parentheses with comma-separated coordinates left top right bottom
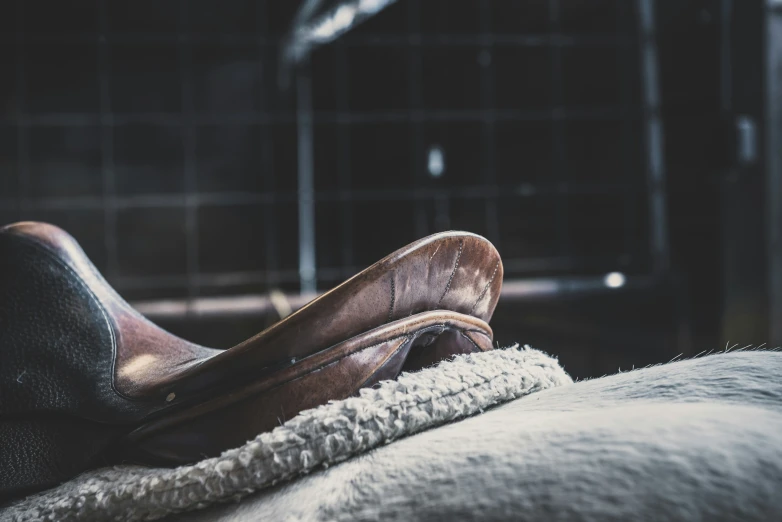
(172, 350, 782, 522)
(4, 345, 572, 521)
(6, 349, 782, 521)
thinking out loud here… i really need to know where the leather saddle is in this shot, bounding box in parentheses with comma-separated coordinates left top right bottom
(0, 222, 503, 501)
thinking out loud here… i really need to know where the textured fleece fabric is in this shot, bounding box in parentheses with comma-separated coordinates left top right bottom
(168, 349, 782, 522)
(5, 348, 782, 521)
(3, 345, 571, 521)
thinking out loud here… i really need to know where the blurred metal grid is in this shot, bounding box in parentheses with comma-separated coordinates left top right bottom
(0, 0, 665, 301)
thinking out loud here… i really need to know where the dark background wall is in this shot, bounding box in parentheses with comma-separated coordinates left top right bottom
(0, 0, 771, 379)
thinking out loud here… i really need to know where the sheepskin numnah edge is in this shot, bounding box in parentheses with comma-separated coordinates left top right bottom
(3, 345, 572, 522)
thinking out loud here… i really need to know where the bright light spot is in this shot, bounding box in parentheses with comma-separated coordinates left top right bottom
(333, 5, 357, 27)
(118, 354, 157, 378)
(291, 0, 398, 60)
(604, 272, 626, 289)
(358, 0, 387, 15)
(311, 5, 358, 41)
(428, 146, 445, 178)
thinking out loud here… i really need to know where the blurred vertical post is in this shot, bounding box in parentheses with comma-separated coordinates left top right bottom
(719, 0, 773, 346)
(286, 0, 400, 295)
(767, 0, 782, 346)
(637, 0, 670, 274)
(297, 58, 317, 294)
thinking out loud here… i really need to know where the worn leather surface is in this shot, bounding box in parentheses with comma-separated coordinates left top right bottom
(163, 232, 503, 401)
(1, 223, 502, 409)
(0, 221, 502, 499)
(128, 312, 493, 463)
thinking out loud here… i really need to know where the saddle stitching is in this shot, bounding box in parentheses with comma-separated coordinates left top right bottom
(469, 259, 500, 316)
(437, 239, 464, 308)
